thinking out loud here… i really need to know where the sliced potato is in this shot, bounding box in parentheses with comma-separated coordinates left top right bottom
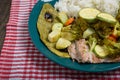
(52, 23, 63, 31)
(48, 30, 61, 42)
(97, 13, 117, 24)
(58, 12, 68, 24)
(56, 38, 71, 49)
(79, 8, 100, 22)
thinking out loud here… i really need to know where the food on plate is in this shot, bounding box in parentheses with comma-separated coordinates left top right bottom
(79, 8, 100, 22)
(54, 0, 120, 17)
(37, 3, 70, 58)
(97, 13, 117, 24)
(52, 23, 63, 31)
(56, 38, 71, 49)
(94, 45, 108, 58)
(58, 12, 68, 24)
(83, 28, 95, 38)
(37, 0, 120, 63)
(48, 30, 61, 42)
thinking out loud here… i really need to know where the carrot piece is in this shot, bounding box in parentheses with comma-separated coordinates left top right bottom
(108, 36, 116, 42)
(107, 34, 117, 42)
(64, 17, 74, 26)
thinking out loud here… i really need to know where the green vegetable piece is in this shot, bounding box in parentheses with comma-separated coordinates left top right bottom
(113, 43, 120, 48)
(61, 32, 77, 41)
(61, 25, 71, 31)
(94, 45, 108, 58)
(97, 13, 117, 24)
(87, 37, 97, 51)
(83, 28, 95, 38)
(79, 8, 100, 22)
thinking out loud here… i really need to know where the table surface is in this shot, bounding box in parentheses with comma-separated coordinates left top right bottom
(0, 0, 11, 52)
(0, 0, 120, 80)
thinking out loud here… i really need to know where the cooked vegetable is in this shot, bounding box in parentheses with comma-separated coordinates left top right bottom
(87, 37, 97, 51)
(61, 32, 78, 41)
(56, 38, 71, 49)
(103, 45, 120, 58)
(61, 17, 88, 41)
(79, 8, 100, 22)
(61, 25, 71, 31)
(113, 43, 120, 48)
(107, 34, 117, 42)
(65, 17, 74, 26)
(83, 28, 95, 38)
(60, 25, 78, 41)
(48, 30, 61, 42)
(58, 12, 68, 24)
(93, 21, 114, 37)
(52, 23, 63, 31)
(97, 13, 117, 24)
(94, 45, 108, 58)
(113, 22, 120, 36)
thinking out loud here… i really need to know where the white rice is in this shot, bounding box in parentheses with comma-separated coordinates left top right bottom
(54, 0, 120, 17)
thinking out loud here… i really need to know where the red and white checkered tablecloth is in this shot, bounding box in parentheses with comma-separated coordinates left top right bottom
(0, 0, 120, 80)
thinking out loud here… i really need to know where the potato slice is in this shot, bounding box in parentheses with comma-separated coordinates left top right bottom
(52, 23, 63, 31)
(58, 12, 68, 24)
(48, 30, 61, 42)
(56, 38, 71, 49)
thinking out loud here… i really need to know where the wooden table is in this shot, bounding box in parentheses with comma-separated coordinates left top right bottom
(0, 0, 11, 52)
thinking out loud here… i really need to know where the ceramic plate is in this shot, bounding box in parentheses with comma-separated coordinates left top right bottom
(28, 0, 120, 72)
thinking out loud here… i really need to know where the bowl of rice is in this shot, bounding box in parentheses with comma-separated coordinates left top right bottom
(28, 0, 120, 72)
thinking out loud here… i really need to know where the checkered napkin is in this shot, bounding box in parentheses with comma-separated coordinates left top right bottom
(0, 0, 120, 80)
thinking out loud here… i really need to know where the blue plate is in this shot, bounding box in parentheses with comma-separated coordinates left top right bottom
(28, 0, 120, 72)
